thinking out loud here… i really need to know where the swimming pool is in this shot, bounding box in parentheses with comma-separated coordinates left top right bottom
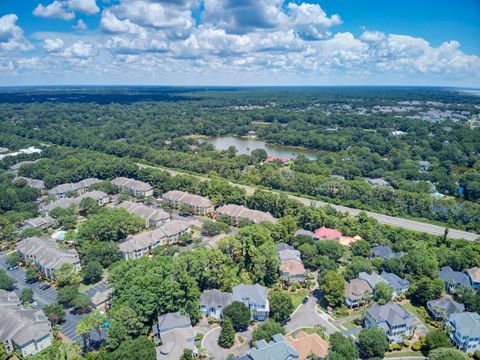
(52, 230, 66, 240)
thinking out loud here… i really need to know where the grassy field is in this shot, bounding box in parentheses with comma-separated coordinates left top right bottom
(289, 289, 309, 310)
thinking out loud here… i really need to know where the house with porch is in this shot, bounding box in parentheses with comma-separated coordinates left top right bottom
(233, 284, 269, 321)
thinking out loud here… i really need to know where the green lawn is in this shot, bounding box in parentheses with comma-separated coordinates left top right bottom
(341, 321, 358, 330)
(289, 289, 309, 310)
(401, 302, 435, 332)
(385, 350, 421, 358)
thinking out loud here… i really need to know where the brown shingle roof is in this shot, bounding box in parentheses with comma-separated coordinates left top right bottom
(287, 331, 328, 360)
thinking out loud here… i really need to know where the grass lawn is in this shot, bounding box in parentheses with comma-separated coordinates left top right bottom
(401, 302, 435, 332)
(385, 350, 420, 358)
(341, 321, 358, 330)
(289, 289, 309, 310)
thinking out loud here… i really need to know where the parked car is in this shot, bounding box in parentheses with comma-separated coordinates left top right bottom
(302, 296, 309, 304)
(32, 301, 38, 307)
(39, 284, 51, 290)
(7, 265, 18, 271)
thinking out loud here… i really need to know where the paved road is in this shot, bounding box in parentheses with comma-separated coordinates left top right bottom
(201, 325, 253, 360)
(0, 252, 85, 343)
(285, 295, 338, 335)
(138, 163, 479, 241)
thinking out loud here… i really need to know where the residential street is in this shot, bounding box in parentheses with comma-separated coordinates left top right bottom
(285, 294, 339, 335)
(201, 325, 253, 360)
(0, 252, 86, 343)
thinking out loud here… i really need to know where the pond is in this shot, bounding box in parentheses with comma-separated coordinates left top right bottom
(199, 135, 317, 160)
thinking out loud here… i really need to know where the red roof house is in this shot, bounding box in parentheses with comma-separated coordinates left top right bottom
(265, 156, 290, 164)
(314, 226, 342, 241)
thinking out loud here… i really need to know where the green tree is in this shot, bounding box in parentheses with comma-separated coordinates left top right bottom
(79, 197, 101, 216)
(0, 269, 15, 291)
(252, 320, 284, 343)
(218, 317, 235, 349)
(201, 220, 230, 236)
(410, 277, 444, 306)
(106, 336, 155, 360)
(373, 283, 393, 305)
(429, 347, 467, 360)
(358, 328, 389, 359)
(25, 267, 40, 283)
(76, 316, 94, 349)
(320, 271, 345, 307)
(108, 306, 145, 349)
(180, 349, 194, 360)
(83, 261, 103, 285)
(6, 254, 20, 266)
(57, 285, 80, 307)
(223, 301, 251, 331)
(43, 303, 65, 325)
(423, 331, 452, 353)
(20, 288, 34, 305)
(73, 294, 91, 313)
(54, 263, 81, 287)
(268, 290, 294, 323)
(344, 257, 373, 281)
(328, 332, 359, 360)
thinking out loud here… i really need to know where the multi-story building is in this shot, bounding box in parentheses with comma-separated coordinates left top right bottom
(233, 284, 269, 321)
(111, 177, 154, 197)
(364, 302, 414, 344)
(448, 312, 480, 353)
(161, 190, 213, 215)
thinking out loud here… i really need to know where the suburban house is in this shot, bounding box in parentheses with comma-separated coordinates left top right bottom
(216, 204, 277, 225)
(439, 266, 471, 293)
(427, 298, 465, 321)
(15, 177, 46, 193)
(119, 220, 189, 260)
(293, 229, 315, 239)
(161, 190, 214, 215)
(276, 243, 302, 262)
(23, 215, 57, 230)
(448, 312, 480, 352)
(365, 178, 391, 187)
(279, 260, 306, 283)
(236, 334, 298, 360)
(359, 271, 388, 289)
(314, 226, 342, 241)
(78, 190, 110, 206)
(467, 267, 480, 289)
(116, 201, 169, 228)
(364, 302, 414, 344)
(200, 289, 233, 319)
(287, 331, 329, 360)
(153, 312, 196, 360)
(380, 272, 410, 298)
(0, 290, 53, 357)
(111, 177, 154, 197)
(17, 237, 81, 278)
(345, 278, 373, 308)
(371, 245, 404, 260)
(233, 284, 269, 321)
(47, 178, 100, 199)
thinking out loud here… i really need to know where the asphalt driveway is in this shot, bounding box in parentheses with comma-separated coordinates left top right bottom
(201, 325, 253, 360)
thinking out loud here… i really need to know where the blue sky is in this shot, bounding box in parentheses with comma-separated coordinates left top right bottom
(1, 0, 479, 86)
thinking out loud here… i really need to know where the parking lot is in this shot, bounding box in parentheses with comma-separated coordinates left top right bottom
(0, 252, 87, 344)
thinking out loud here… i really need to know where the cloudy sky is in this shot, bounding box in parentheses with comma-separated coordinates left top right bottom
(1, 0, 480, 86)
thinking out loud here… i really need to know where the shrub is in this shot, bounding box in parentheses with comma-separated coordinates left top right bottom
(403, 340, 411, 347)
(389, 343, 402, 351)
(412, 340, 422, 351)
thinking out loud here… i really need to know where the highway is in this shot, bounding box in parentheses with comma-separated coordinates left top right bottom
(138, 163, 479, 241)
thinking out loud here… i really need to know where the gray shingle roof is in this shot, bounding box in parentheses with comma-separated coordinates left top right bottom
(380, 272, 410, 292)
(359, 272, 388, 289)
(366, 302, 413, 328)
(294, 229, 315, 238)
(15, 177, 45, 190)
(162, 190, 212, 209)
(439, 266, 471, 287)
(427, 298, 465, 318)
(23, 215, 56, 229)
(233, 284, 268, 306)
(371, 246, 403, 260)
(200, 289, 233, 308)
(216, 204, 277, 224)
(116, 201, 169, 223)
(112, 177, 153, 192)
(119, 220, 189, 253)
(248, 334, 299, 360)
(17, 237, 80, 271)
(47, 178, 100, 195)
(449, 312, 480, 337)
(156, 312, 191, 333)
(0, 290, 52, 347)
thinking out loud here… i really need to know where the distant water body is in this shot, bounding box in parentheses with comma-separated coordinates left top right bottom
(458, 89, 480, 96)
(199, 135, 317, 160)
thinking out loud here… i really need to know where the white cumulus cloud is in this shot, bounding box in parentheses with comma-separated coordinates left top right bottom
(0, 14, 33, 52)
(33, 1, 75, 21)
(43, 38, 64, 52)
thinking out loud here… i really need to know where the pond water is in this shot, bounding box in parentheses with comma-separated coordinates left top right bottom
(199, 135, 317, 160)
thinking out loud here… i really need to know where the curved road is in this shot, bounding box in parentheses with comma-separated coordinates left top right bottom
(138, 163, 479, 241)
